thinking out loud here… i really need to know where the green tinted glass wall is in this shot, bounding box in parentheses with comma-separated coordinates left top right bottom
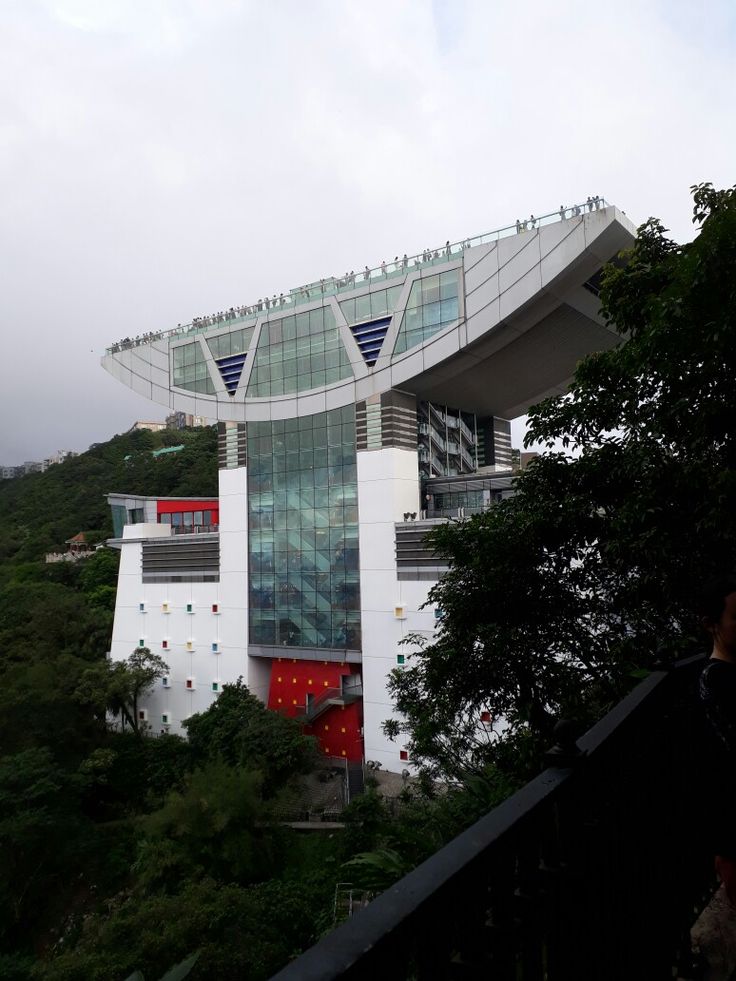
(393, 270, 460, 355)
(111, 505, 127, 539)
(206, 326, 254, 359)
(339, 284, 403, 325)
(247, 407, 361, 650)
(246, 306, 352, 397)
(172, 340, 216, 394)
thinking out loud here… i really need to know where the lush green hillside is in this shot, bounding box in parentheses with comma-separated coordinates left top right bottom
(0, 426, 218, 564)
(0, 422, 502, 980)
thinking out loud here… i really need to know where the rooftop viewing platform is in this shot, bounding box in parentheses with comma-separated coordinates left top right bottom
(106, 197, 610, 355)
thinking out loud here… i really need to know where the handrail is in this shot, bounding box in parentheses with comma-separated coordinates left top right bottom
(305, 684, 364, 722)
(270, 654, 713, 980)
(106, 198, 609, 355)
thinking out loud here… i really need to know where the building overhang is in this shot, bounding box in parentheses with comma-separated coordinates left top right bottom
(101, 205, 636, 421)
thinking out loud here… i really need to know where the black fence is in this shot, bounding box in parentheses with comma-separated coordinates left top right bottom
(271, 654, 715, 981)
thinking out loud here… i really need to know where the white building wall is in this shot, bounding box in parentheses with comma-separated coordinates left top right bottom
(216, 465, 269, 702)
(357, 446, 437, 772)
(109, 524, 223, 734)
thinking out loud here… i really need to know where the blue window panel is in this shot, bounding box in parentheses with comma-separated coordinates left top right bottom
(349, 316, 391, 367)
(215, 353, 247, 394)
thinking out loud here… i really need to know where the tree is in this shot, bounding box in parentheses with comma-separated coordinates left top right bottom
(0, 748, 86, 946)
(184, 679, 317, 796)
(133, 760, 266, 890)
(387, 184, 736, 778)
(38, 876, 332, 981)
(76, 647, 169, 736)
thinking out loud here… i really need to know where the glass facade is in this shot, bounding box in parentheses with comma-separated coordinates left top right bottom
(247, 407, 361, 650)
(206, 326, 254, 360)
(246, 306, 352, 398)
(393, 270, 460, 355)
(172, 340, 216, 394)
(111, 504, 127, 539)
(339, 284, 403, 326)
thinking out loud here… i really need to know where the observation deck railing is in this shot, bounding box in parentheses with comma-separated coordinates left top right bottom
(106, 198, 610, 355)
(270, 654, 714, 981)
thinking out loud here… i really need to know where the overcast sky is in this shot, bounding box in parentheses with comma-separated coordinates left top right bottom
(1, 0, 734, 464)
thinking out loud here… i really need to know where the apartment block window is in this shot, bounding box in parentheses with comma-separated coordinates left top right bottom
(480, 711, 492, 724)
(139, 602, 146, 613)
(186, 603, 193, 614)
(211, 681, 220, 692)
(138, 638, 145, 648)
(162, 676, 170, 688)
(162, 713, 170, 725)
(186, 640, 194, 651)
(394, 604, 407, 620)
(186, 677, 195, 690)
(400, 750, 409, 762)
(212, 603, 219, 614)
(162, 639, 169, 650)
(162, 601, 170, 613)
(396, 653, 405, 665)
(212, 642, 219, 653)
(138, 709, 148, 722)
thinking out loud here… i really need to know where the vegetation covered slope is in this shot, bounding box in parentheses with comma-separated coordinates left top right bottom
(0, 425, 218, 564)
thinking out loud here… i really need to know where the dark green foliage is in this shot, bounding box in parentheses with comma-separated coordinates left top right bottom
(0, 426, 220, 967)
(184, 679, 318, 796)
(38, 877, 332, 981)
(75, 646, 170, 735)
(388, 183, 736, 778)
(0, 748, 87, 945)
(339, 769, 516, 894)
(78, 733, 193, 819)
(133, 761, 267, 890)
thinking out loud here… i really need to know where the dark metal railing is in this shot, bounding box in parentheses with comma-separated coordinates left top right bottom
(271, 654, 714, 981)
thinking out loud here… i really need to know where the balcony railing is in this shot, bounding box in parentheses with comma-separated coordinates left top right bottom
(169, 523, 219, 535)
(270, 654, 713, 981)
(106, 198, 610, 355)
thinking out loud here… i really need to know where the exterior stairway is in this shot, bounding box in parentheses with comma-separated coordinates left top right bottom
(304, 683, 363, 723)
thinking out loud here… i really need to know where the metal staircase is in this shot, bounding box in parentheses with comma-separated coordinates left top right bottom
(304, 682, 363, 723)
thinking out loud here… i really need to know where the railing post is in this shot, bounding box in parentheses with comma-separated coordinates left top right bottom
(543, 718, 584, 769)
(540, 719, 590, 981)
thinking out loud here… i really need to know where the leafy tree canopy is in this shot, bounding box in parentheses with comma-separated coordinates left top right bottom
(184, 679, 318, 796)
(387, 183, 736, 779)
(76, 647, 169, 736)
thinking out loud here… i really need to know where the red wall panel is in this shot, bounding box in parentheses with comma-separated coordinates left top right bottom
(157, 499, 219, 523)
(268, 658, 363, 762)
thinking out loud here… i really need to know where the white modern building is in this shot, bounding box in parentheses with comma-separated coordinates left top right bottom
(102, 201, 636, 771)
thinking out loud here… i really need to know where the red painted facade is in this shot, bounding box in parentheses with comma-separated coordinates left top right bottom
(268, 658, 363, 762)
(156, 499, 219, 523)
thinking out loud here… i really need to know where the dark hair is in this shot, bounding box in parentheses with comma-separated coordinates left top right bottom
(698, 574, 736, 626)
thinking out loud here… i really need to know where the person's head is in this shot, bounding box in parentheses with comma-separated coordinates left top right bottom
(699, 574, 736, 659)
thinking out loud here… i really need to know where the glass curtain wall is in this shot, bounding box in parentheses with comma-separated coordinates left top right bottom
(206, 326, 254, 359)
(172, 340, 216, 394)
(394, 270, 459, 355)
(247, 407, 361, 650)
(339, 284, 403, 325)
(246, 306, 352, 397)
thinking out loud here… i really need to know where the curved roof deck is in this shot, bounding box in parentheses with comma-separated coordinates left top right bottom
(102, 199, 636, 422)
